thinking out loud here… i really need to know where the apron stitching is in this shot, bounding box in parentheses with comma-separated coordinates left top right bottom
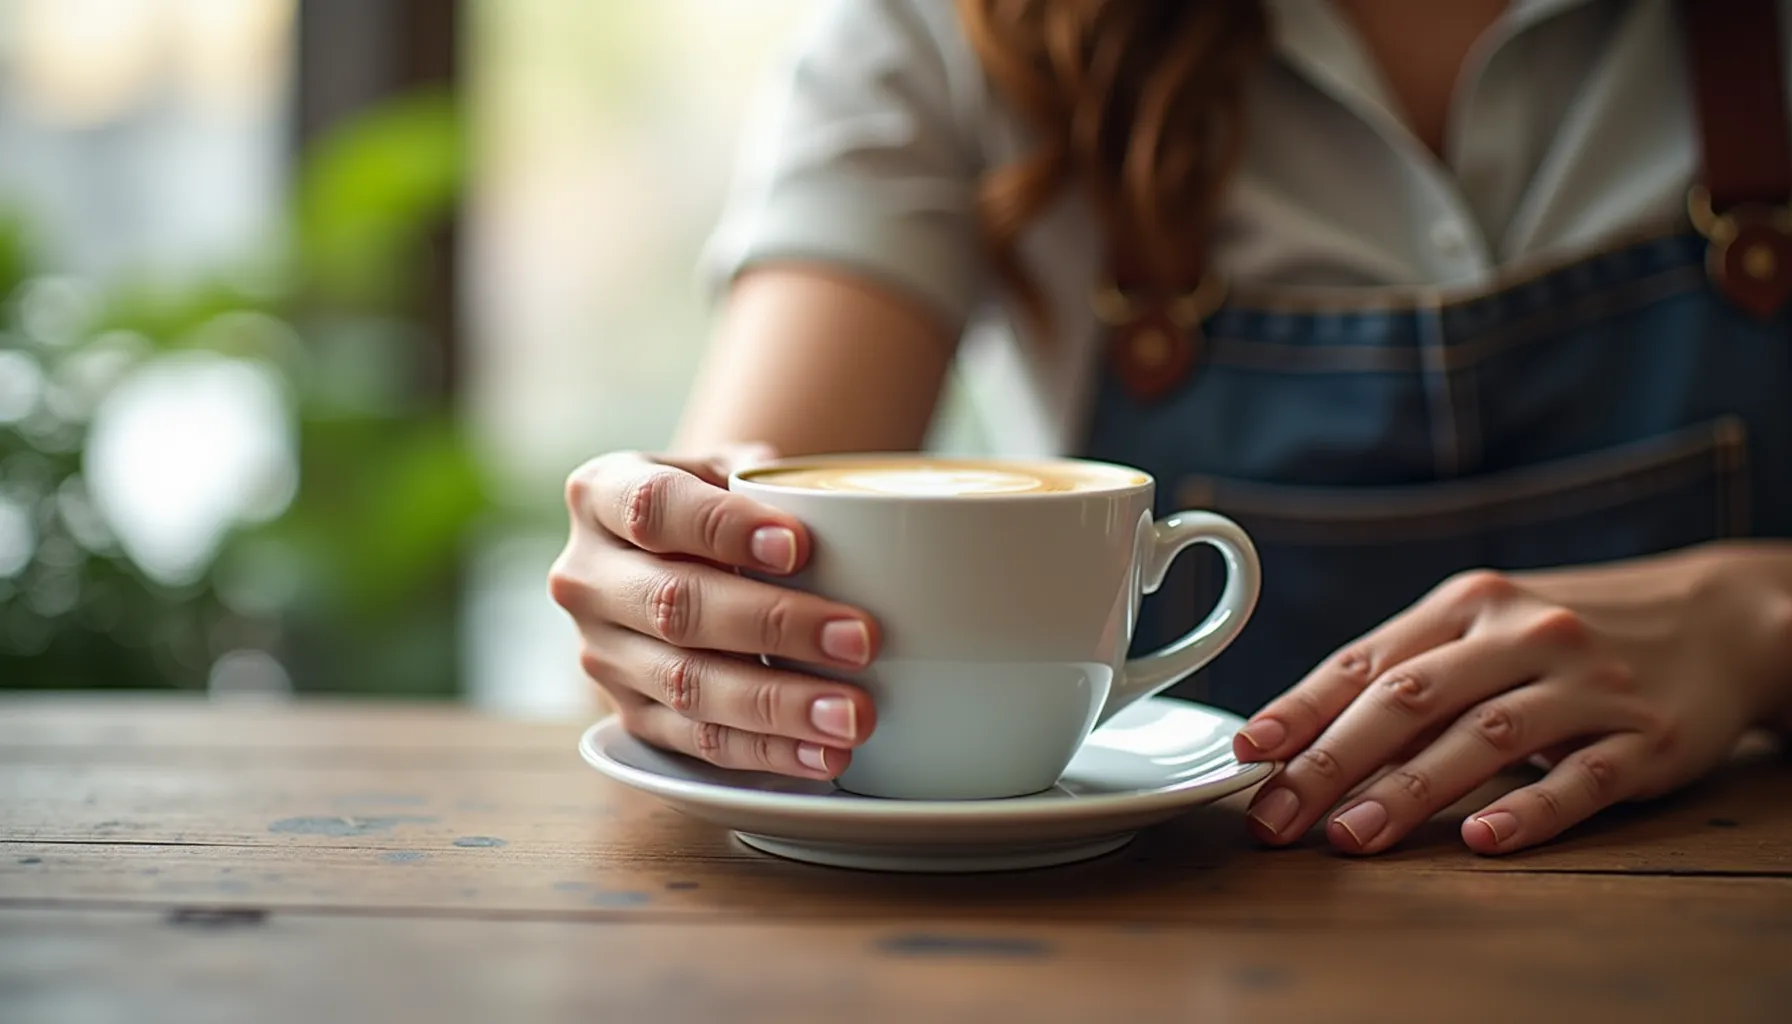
(1174, 420, 1731, 522)
(1418, 301, 1462, 477)
(1443, 266, 1704, 370)
(1204, 341, 1420, 373)
(1201, 268, 1702, 375)
(1207, 456, 1719, 545)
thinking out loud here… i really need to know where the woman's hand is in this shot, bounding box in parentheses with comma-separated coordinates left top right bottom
(1234, 542, 1792, 855)
(549, 446, 878, 779)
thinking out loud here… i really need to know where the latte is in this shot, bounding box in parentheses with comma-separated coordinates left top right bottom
(741, 457, 1145, 497)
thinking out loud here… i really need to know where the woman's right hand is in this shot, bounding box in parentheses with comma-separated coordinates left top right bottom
(548, 446, 879, 779)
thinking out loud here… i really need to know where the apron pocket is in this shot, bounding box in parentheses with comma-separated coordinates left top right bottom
(1153, 416, 1749, 714)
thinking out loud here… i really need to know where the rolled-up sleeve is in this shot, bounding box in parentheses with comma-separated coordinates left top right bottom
(702, 0, 985, 333)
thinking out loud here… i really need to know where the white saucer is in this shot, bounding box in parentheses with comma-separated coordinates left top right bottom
(578, 696, 1274, 873)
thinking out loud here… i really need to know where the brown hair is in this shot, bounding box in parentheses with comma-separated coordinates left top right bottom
(959, 0, 1270, 329)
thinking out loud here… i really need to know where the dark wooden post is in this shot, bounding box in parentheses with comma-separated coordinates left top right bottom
(293, 0, 462, 400)
(288, 1, 467, 699)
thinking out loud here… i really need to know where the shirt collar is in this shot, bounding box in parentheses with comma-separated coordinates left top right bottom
(1262, 0, 1606, 152)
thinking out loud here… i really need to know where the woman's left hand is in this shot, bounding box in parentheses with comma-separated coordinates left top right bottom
(1233, 541, 1792, 855)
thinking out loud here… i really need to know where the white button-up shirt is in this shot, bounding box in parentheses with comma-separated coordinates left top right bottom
(704, 0, 1792, 454)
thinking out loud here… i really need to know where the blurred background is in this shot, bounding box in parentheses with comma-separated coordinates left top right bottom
(0, 0, 829, 716)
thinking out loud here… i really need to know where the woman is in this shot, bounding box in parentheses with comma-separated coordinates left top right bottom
(550, 0, 1792, 856)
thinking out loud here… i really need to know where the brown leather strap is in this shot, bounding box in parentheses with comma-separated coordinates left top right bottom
(1682, 0, 1792, 211)
(1099, 222, 1225, 402)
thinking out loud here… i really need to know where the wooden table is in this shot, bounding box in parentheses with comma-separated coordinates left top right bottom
(1, 697, 1787, 1023)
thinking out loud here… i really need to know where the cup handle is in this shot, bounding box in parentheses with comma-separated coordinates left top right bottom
(1095, 511, 1261, 727)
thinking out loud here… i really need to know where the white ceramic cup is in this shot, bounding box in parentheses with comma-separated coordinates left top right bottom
(730, 455, 1261, 800)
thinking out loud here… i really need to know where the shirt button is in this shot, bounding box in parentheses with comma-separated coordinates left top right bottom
(1431, 219, 1472, 258)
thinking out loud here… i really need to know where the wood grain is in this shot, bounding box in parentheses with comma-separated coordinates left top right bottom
(0, 695, 579, 765)
(2, 698, 1788, 1023)
(6, 838, 1790, 931)
(4, 909, 1787, 1024)
(2, 734, 1787, 875)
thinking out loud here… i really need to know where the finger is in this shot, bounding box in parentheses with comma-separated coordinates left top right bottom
(1232, 572, 1520, 763)
(1527, 740, 1583, 771)
(1246, 607, 1588, 847)
(583, 547, 877, 668)
(569, 452, 810, 574)
(1460, 731, 1649, 854)
(622, 694, 849, 779)
(1325, 678, 1629, 854)
(578, 624, 875, 747)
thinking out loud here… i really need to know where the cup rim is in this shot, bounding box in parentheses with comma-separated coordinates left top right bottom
(729, 453, 1154, 502)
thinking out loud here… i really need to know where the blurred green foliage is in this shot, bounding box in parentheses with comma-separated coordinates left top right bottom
(0, 218, 26, 297)
(299, 92, 465, 311)
(0, 91, 489, 696)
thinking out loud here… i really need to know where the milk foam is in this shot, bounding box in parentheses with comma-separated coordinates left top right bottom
(746, 459, 1144, 496)
(828, 468, 1048, 496)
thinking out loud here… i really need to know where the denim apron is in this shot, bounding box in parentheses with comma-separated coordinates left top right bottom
(1083, 232, 1792, 716)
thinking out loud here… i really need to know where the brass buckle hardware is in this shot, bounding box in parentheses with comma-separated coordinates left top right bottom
(1091, 273, 1229, 330)
(1091, 274, 1229, 401)
(1688, 186, 1792, 318)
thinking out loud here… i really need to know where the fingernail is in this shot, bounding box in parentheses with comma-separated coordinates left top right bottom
(809, 696, 857, 741)
(819, 619, 871, 667)
(1332, 800, 1389, 848)
(1238, 717, 1287, 753)
(796, 743, 831, 774)
(750, 526, 797, 573)
(1473, 810, 1518, 845)
(1247, 787, 1300, 836)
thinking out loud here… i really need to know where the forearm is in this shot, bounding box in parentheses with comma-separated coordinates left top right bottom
(673, 265, 953, 457)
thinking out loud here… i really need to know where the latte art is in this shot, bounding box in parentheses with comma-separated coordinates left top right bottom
(744, 458, 1145, 497)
